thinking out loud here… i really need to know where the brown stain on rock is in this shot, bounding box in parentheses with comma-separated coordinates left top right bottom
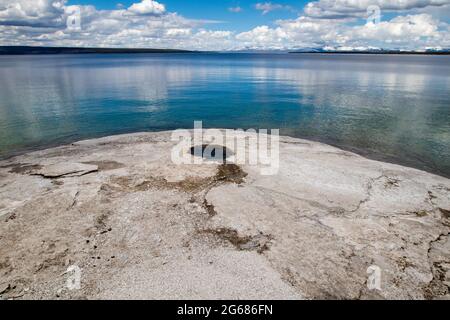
(384, 177, 400, 188)
(82, 161, 125, 171)
(201, 228, 273, 254)
(415, 210, 429, 217)
(203, 199, 217, 217)
(423, 261, 449, 300)
(7, 164, 43, 175)
(439, 208, 450, 219)
(216, 164, 248, 184)
(109, 164, 247, 194)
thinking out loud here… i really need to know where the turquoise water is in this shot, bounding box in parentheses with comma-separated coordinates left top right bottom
(0, 53, 449, 177)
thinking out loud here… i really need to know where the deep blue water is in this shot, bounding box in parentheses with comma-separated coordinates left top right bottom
(0, 53, 449, 177)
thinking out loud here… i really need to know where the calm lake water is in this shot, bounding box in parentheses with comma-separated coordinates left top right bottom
(0, 53, 449, 177)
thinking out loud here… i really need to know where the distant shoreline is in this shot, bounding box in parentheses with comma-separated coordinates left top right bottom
(1, 46, 449, 55)
(289, 51, 450, 55)
(0, 46, 193, 55)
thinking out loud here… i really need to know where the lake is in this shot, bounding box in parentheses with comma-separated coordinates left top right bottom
(0, 53, 449, 177)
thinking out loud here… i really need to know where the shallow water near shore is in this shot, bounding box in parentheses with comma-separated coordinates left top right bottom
(0, 53, 449, 177)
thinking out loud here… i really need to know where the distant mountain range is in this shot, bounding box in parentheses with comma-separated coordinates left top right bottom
(289, 48, 450, 55)
(0, 46, 449, 55)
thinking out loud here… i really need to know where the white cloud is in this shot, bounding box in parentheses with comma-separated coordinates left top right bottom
(229, 6, 243, 13)
(0, 0, 448, 51)
(255, 2, 291, 15)
(0, 0, 67, 27)
(304, 0, 450, 19)
(354, 14, 439, 38)
(127, 0, 165, 16)
(235, 13, 449, 50)
(236, 17, 340, 49)
(342, 13, 448, 48)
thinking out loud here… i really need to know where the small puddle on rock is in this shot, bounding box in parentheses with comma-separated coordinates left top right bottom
(190, 145, 234, 162)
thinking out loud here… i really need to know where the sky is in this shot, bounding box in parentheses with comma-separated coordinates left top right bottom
(0, 0, 449, 51)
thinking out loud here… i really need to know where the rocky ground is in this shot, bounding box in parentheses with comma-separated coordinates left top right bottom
(0, 130, 449, 300)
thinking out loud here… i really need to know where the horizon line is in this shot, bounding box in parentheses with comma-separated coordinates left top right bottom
(1, 45, 450, 55)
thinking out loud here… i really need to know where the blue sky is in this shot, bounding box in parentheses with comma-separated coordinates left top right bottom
(70, 0, 309, 31)
(0, 0, 449, 50)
